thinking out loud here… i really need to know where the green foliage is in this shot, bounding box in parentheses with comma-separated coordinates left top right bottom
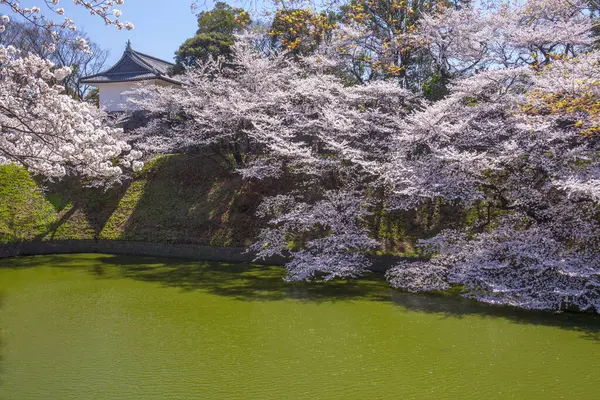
(421, 71, 450, 101)
(463, 96, 480, 107)
(46, 193, 69, 212)
(84, 87, 100, 107)
(196, 2, 249, 35)
(0, 164, 57, 242)
(340, 0, 457, 82)
(173, 33, 235, 74)
(172, 2, 250, 74)
(269, 8, 339, 56)
(48, 202, 96, 240)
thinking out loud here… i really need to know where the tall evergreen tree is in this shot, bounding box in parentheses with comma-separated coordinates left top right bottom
(172, 2, 250, 74)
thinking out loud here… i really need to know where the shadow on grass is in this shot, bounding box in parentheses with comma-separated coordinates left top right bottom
(33, 203, 80, 241)
(1, 253, 599, 342)
(37, 178, 130, 240)
(115, 154, 262, 246)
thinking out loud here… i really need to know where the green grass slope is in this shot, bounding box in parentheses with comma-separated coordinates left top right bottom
(0, 153, 466, 253)
(1, 154, 263, 246)
(0, 164, 57, 242)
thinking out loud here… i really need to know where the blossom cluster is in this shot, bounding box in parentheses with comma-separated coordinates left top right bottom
(0, 45, 142, 180)
(416, 0, 593, 74)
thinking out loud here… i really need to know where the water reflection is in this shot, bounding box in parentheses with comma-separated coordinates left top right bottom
(387, 290, 600, 342)
(1, 253, 599, 342)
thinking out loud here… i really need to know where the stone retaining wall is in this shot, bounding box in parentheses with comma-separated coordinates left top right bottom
(0, 240, 418, 273)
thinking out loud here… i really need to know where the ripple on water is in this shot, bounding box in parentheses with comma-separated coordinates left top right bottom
(0, 254, 599, 399)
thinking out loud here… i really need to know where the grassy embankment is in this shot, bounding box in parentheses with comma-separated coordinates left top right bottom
(0, 153, 470, 254)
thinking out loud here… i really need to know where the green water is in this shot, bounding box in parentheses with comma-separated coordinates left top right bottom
(0, 254, 599, 399)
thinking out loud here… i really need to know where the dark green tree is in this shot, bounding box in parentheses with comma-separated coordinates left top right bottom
(172, 2, 250, 74)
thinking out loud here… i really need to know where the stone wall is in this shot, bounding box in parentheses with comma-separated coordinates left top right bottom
(0, 240, 419, 273)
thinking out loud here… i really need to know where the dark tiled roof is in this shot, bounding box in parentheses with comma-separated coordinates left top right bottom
(80, 44, 182, 85)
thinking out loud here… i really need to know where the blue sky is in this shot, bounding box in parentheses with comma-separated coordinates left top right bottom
(12, 0, 259, 66)
(61, 0, 209, 65)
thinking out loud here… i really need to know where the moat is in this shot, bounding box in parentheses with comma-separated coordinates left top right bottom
(1, 254, 599, 399)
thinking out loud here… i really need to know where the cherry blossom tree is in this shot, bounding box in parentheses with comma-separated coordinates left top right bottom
(249, 191, 380, 281)
(0, 20, 110, 100)
(129, 37, 416, 169)
(416, 0, 594, 77)
(132, 0, 600, 312)
(384, 35, 600, 311)
(0, 0, 142, 180)
(128, 36, 418, 279)
(384, 61, 600, 311)
(0, 1, 134, 43)
(0, 45, 142, 179)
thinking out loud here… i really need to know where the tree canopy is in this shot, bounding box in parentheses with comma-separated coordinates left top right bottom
(172, 2, 250, 74)
(0, 0, 141, 181)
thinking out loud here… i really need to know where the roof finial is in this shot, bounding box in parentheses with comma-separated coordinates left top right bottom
(126, 40, 132, 52)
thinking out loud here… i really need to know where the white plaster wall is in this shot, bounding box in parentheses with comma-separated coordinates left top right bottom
(97, 82, 138, 112)
(96, 80, 179, 112)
